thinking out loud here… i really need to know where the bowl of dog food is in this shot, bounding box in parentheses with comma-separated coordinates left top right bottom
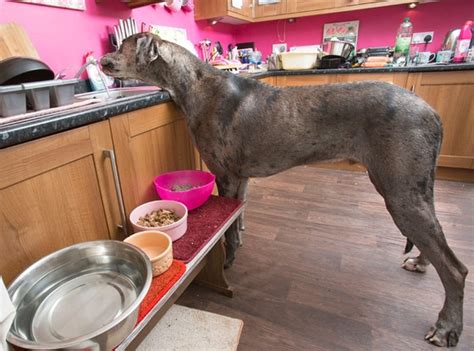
(129, 200, 188, 241)
(124, 231, 173, 277)
(154, 170, 215, 211)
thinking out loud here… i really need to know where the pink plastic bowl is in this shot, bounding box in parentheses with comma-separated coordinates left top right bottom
(129, 200, 188, 241)
(154, 170, 215, 211)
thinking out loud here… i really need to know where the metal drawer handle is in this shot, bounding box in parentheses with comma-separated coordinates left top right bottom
(103, 149, 128, 237)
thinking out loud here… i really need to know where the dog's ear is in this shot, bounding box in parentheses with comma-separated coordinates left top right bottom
(136, 35, 160, 67)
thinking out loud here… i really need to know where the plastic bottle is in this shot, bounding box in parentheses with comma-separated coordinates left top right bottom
(83, 52, 113, 91)
(453, 20, 473, 63)
(394, 18, 413, 66)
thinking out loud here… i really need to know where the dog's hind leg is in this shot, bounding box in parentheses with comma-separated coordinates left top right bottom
(237, 178, 249, 246)
(368, 172, 431, 273)
(367, 166, 468, 347)
(216, 175, 248, 268)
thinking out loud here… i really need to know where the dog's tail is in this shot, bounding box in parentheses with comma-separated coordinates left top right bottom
(404, 239, 414, 254)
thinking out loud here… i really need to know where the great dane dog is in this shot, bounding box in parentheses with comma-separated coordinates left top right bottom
(101, 33, 468, 347)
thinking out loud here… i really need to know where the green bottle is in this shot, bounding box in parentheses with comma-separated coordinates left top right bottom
(394, 18, 413, 63)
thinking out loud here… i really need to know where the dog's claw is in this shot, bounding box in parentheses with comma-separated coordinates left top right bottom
(429, 334, 443, 347)
(425, 324, 461, 347)
(402, 257, 428, 273)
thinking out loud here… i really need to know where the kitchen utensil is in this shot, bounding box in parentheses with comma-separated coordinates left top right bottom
(442, 29, 461, 51)
(22, 81, 50, 111)
(113, 26, 122, 47)
(182, 0, 193, 12)
(267, 53, 282, 70)
(0, 23, 40, 61)
(119, 19, 127, 41)
(215, 41, 223, 55)
(323, 40, 355, 59)
(132, 18, 138, 35)
(0, 57, 54, 86)
(200, 39, 212, 62)
(414, 51, 436, 65)
(279, 52, 319, 70)
(0, 85, 26, 117)
(129, 200, 188, 241)
(466, 48, 474, 63)
(436, 50, 453, 63)
(49, 79, 79, 107)
(164, 0, 183, 12)
(154, 170, 216, 211)
(319, 55, 345, 69)
(7, 240, 152, 350)
(124, 231, 173, 277)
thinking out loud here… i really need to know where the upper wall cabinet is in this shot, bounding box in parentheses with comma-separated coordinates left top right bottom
(254, 0, 287, 18)
(194, 0, 417, 23)
(287, 0, 336, 14)
(194, 0, 254, 23)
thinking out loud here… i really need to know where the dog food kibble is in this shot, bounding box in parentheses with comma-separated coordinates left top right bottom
(137, 209, 181, 227)
(171, 184, 195, 192)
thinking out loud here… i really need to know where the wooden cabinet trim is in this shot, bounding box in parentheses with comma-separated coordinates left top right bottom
(418, 71, 474, 86)
(438, 155, 474, 170)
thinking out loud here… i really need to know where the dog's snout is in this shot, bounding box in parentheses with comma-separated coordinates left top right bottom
(100, 56, 115, 69)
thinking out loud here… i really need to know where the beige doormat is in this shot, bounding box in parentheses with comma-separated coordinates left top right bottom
(137, 304, 244, 351)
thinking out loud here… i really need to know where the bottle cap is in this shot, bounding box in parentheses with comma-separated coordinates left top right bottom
(404, 17, 410, 22)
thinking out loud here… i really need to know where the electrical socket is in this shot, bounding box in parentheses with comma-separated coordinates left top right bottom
(412, 31, 434, 44)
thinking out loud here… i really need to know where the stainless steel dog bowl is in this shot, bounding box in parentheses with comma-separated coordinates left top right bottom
(7, 240, 152, 350)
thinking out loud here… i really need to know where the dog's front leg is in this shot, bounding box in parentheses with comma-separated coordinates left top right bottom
(216, 175, 248, 268)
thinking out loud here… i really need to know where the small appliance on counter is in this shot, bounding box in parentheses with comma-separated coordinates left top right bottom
(319, 55, 346, 69)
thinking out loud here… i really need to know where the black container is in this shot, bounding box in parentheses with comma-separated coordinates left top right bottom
(319, 55, 345, 69)
(0, 57, 54, 86)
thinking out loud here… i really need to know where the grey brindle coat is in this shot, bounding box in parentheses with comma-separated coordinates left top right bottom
(101, 33, 468, 347)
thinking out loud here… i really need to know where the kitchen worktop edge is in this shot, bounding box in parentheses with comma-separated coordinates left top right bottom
(244, 62, 474, 79)
(0, 90, 171, 149)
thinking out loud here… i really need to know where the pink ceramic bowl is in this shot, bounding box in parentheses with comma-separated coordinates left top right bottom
(124, 231, 173, 277)
(129, 200, 188, 241)
(154, 170, 215, 211)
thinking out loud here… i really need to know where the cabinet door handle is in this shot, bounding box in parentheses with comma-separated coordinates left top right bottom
(103, 149, 128, 237)
(411, 84, 415, 92)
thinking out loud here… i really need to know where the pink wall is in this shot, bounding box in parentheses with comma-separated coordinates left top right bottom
(0, 0, 235, 76)
(1, 0, 472, 76)
(234, 0, 474, 59)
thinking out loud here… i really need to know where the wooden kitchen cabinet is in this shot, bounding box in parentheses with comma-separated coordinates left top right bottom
(196, 0, 415, 22)
(0, 121, 122, 284)
(335, 0, 379, 7)
(194, 0, 253, 23)
(254, 0, 287, 18)
(109, 103, 199, 226)
(336, 72, 409, 87)
(287, 0, 336, 14)
(276, 74, 337, 86)
(407, 71, 474, 172)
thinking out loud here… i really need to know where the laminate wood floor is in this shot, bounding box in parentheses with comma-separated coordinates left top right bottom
(177, 166, 474, 350)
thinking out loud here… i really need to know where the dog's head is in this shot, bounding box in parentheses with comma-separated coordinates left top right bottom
(101, 33, 163, 81)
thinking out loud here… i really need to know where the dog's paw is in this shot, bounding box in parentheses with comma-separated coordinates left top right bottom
(425, 323, 461, 347)
(402, 257, 428, 273)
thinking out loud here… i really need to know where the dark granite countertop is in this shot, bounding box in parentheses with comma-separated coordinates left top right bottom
(1, 62, 473, 149)
(0, 90, 171, 149)
(244, 62, 474, 79)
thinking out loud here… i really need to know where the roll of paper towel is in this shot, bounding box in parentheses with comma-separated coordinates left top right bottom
(0, 277, 15, 351)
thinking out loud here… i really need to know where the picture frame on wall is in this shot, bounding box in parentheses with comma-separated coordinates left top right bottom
(323, 20, 359, 48)
(17, 0, 86, 11)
